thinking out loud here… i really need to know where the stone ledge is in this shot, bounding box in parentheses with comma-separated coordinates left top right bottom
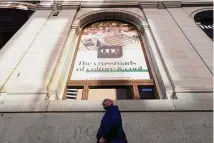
(173, 99, 213, 111)
(0, 2, 36, 10)
(176, 93, 213, 100)
(0, 93, 47, 101)
(117, 100, 175, 111)
(46, 100, 176, 112)
(182, 1, 213, 6)
(0, 99, 212, 112)
(47, 100, 105, 112)
(0, 100, 48, 112)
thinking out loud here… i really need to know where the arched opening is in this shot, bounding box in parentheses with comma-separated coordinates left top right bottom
(74, 10, 147, 34)
(65, 19, 159, 100)
(0, 8, 34, 49)
(194, 10, 213, 40)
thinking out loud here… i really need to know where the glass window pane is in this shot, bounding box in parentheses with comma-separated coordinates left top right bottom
(138, 86, 156, 99)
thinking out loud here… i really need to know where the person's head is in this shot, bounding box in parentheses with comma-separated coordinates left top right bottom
(102, 98, 113, 110)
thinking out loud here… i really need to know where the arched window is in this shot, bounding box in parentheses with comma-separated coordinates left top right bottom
(194, 10, 213, 40)
(65, 20, 158, 100)
(0, 8, 34, 50)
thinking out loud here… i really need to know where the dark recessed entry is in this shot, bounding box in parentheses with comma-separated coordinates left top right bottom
(0, 8, 34, 49)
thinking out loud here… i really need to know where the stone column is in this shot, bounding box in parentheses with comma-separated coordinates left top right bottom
(167, 8, 213, 74)
(46, 7, 79, 100)
(0, 10, 52, 94)
(47, 26, 78, 100)
(142, 8, 213, 98)
(1, 9, 78, 102)
(142, 23, 175, 99)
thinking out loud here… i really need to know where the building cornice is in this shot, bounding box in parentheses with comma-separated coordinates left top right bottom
(36, 2, 80, 10)
(182, 1, 213, 7)
(0, 2, 36, 10)
(80, 2, 139, 8)
(139, 1, 182, 8)
(37, 0, 212, 9)
(0, 1, 212, 10)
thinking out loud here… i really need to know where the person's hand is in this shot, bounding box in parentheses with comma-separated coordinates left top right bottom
(99, 137, 106, 143)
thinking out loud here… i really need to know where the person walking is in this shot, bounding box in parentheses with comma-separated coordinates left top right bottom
(96, 98, 128, 143)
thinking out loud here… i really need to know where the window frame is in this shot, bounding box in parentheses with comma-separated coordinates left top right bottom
(64, 20, 157, 100)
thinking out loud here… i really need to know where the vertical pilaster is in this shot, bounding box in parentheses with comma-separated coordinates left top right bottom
(43, 9, 78, 100)
(0, 10, 52, 93)
(142, 7, 213, 96)
(142, 23, 175, 99)
(167, 8, 213, 74)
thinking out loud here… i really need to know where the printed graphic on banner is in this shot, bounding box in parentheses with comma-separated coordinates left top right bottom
(71, 21, 150, 80)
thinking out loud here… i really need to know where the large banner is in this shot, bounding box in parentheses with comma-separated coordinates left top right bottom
(71, 21, 150, 80)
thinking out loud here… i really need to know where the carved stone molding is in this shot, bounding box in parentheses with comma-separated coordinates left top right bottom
(182, 1, 213, 7)
(139, 1, 182, 9)
(36, 2, 80, 10)
(2, 1, 210, 10)
(0, 2, 36, 10)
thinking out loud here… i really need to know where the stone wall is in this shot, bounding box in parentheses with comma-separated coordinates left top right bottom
(0, 112, 212, 143)
(0, 4, 212, 100)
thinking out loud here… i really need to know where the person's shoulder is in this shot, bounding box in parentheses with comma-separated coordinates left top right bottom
(112, 105, 120, 111)
(112, 105, 118, 108)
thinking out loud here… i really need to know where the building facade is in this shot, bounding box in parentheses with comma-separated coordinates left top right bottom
(0, 0, 213, 142)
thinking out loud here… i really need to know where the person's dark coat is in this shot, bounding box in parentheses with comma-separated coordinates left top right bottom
(96, 105, 128, 143)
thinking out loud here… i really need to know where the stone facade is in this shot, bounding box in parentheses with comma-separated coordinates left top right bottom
(0, 0, 212, 101)
(0, 0, 213, 142)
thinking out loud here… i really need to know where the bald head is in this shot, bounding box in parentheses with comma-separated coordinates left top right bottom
(102, 98, 113, 110)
